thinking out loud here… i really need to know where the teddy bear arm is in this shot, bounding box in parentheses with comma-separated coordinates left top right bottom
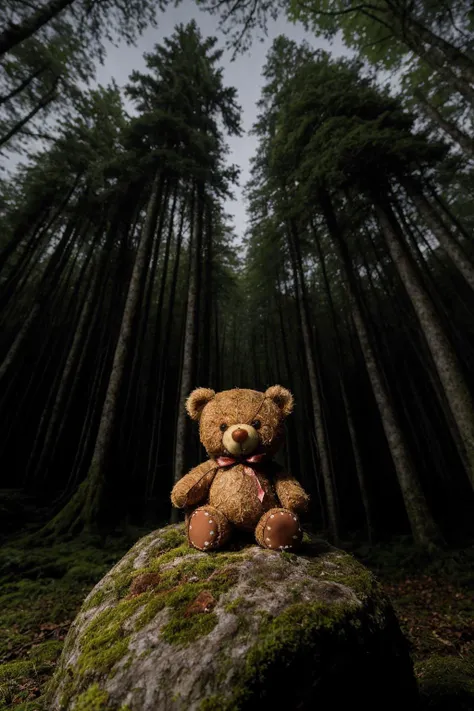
(274, 472, 310, 514)
(171, 462, 217, 509)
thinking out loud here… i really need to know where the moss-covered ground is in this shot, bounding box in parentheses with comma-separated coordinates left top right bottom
(0, 528, 139, 710)
(353, 536, 474, 710)
(0, 526, 473, 710)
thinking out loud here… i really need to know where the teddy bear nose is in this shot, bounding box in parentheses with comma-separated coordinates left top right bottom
(231, 428, 248, 443)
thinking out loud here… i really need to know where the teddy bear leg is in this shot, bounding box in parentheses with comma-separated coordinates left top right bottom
(187, 506, 232, 552)
(255, 508, 303, 551)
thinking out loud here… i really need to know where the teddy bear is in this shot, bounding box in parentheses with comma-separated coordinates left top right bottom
(171, 385, 310, 552)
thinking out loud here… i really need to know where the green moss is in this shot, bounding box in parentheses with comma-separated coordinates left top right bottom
(134, 555, 243, 646)
(0, 660, 34, 681)
(219, 597, 362, 709)
(28, 640, 63, 664)
(417, 655, 474, 710)
(280, 551, 298, 564)
(15, 700, 47, 711)
(113, 563, 136, 600)
(77, 596, 146, 675)
(224, 596, 247, 614)
(86, 588, 107, 609)
(161, 611, 219, 646)
(156, 526, 187, 551)
(134, 592, 167, 629)
(54, 594, 147, 706)
(246, 599, 356, 674)
(306, 551, 376, 598)
(142, 543, 196, 570)
(73, 683, 110, 710)
(199, 696, 231, 711)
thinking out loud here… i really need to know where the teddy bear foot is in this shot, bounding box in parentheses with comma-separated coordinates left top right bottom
(256, 508, 303, 551)
(187, 506, 232, 552)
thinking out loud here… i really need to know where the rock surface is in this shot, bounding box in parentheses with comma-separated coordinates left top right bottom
(46, 524, 419, 710)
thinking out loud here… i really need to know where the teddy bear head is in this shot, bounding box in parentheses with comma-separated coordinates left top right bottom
(185, 385, 294, 460)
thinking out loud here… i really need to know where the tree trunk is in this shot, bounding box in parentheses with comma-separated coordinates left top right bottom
(319, 187, 442, 549)
(372, 192, 474, 493)
(199, 203, 213, 385)
(0, 216, 79, 382)
(312, 222, 374, 543)
(119, 178, 168, 467)
(126, 182, 178, 486)
(0, 0, 75, 57)
(27, 219, 114, 483)
(402, 176, 474, 291)
(0, 64, 48, 105)
(0, 77, 59, 148)
(0, 175, 81, 298)
(146, 193, 186, 498)
(152, 184, 179, 354)
(287, 220, 339, 544)
(414, 89, 474, 157)
(417, 48, 474, 106)
(405, 15, 474, 85)
(425, 182, 473, 246)
(172, 184, 204, 518)
(0, 200, 53, 276)
(42, 171, 163, 536)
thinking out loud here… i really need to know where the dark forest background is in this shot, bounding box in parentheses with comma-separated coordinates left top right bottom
(1, 1, 474, 708)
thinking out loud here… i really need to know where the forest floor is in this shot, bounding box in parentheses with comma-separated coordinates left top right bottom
(0, 524, 473, 710)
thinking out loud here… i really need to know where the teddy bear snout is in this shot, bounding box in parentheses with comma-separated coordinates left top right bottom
(231, 428, 249, 443)
(222, 424, 259, 455)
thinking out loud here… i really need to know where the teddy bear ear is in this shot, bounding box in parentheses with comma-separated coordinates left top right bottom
(265, 385, 294, 417)
(186, 388, 216, 421)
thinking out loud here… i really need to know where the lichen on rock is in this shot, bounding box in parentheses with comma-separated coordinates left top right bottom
(46, 524, 419, 710)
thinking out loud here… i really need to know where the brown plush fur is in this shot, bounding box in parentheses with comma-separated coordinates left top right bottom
(171, 386, 310, 551)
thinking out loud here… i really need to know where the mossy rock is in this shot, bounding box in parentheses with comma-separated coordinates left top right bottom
(45, 524, 418, 710)
(417, 655, 474, 710)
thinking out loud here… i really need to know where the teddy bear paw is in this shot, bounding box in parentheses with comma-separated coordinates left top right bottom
(256, 508, 303, 551)
(187, 506, 231, 552)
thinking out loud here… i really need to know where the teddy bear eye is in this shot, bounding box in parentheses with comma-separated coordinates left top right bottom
(219, 423, 227, 432)
(251, 420, 261, 430)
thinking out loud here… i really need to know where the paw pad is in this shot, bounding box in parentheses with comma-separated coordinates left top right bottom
(261, 510, 302, 551)
(188, 509, 220, 551)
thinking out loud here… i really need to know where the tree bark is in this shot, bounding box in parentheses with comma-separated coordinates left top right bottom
(312, 222, 374, 543)
(83, 172, 163, 524)
(146, 192, 186, 498)
(172, 184, 204, 517)
(402, 176, 474, 292)
(42, 171, 163, 536)
(0, 77, 59, 148)
(287, 220, 339, 544)
(319, 187, 442, 549)
(0, 216, 79, 382)
(405, 15, 474, 85)
(0, 64, 48, 105)
(0, 175, 80, 294)
(27, 219, 114, 483)
(119, 178, 168, 467)
(414, 89, 474, 157)
(372, 192, 474, 493)
(0, 0, 75, 57)
(425, 182, 473, 246)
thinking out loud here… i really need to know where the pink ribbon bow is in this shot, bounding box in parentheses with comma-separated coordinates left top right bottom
(216, 454, 266, 502)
